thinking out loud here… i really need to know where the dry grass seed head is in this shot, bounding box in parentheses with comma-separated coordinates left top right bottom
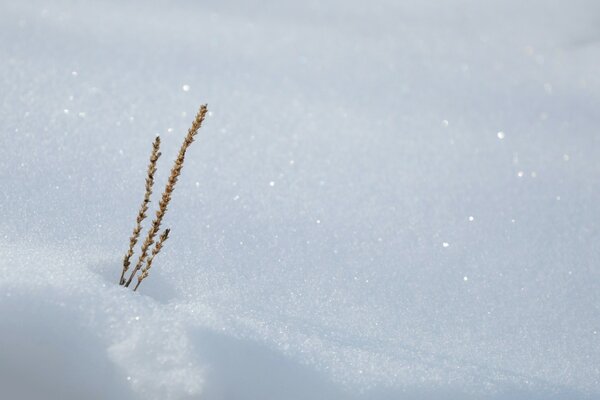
(133, 228, 170, 291)
(120, 136, 161, 285)
(124, 104, 208, 288)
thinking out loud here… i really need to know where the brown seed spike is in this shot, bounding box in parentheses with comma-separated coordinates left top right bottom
(120, 135, 161, 285)
(133, 228, 170, 292)
(124, 104, 208, 288)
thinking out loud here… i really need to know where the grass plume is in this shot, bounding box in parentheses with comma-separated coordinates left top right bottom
(124, 104, 208, 288)
(120, 136, 161, 285)
(133, 228, 170, 291)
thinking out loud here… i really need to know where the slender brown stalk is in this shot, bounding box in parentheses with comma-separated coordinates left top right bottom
(124, 104, 208, 287)
(133, 228, 170, 291)
(120, 136, 161, 285)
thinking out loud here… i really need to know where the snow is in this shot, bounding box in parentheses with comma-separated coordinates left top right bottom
(1, 0, 599, 399)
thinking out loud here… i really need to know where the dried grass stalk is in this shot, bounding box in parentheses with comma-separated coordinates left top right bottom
(120, 136, 161, 285)
(133, 228, 170, 291)
(124, 104, 208, 288)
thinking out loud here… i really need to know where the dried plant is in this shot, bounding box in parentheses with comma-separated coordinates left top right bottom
(120, 136, 161, 285)
(122, 104, 208, 289)
(134, 228, 170, 291)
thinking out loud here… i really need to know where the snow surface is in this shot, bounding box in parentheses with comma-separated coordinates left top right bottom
(1, 0, 600, 399)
